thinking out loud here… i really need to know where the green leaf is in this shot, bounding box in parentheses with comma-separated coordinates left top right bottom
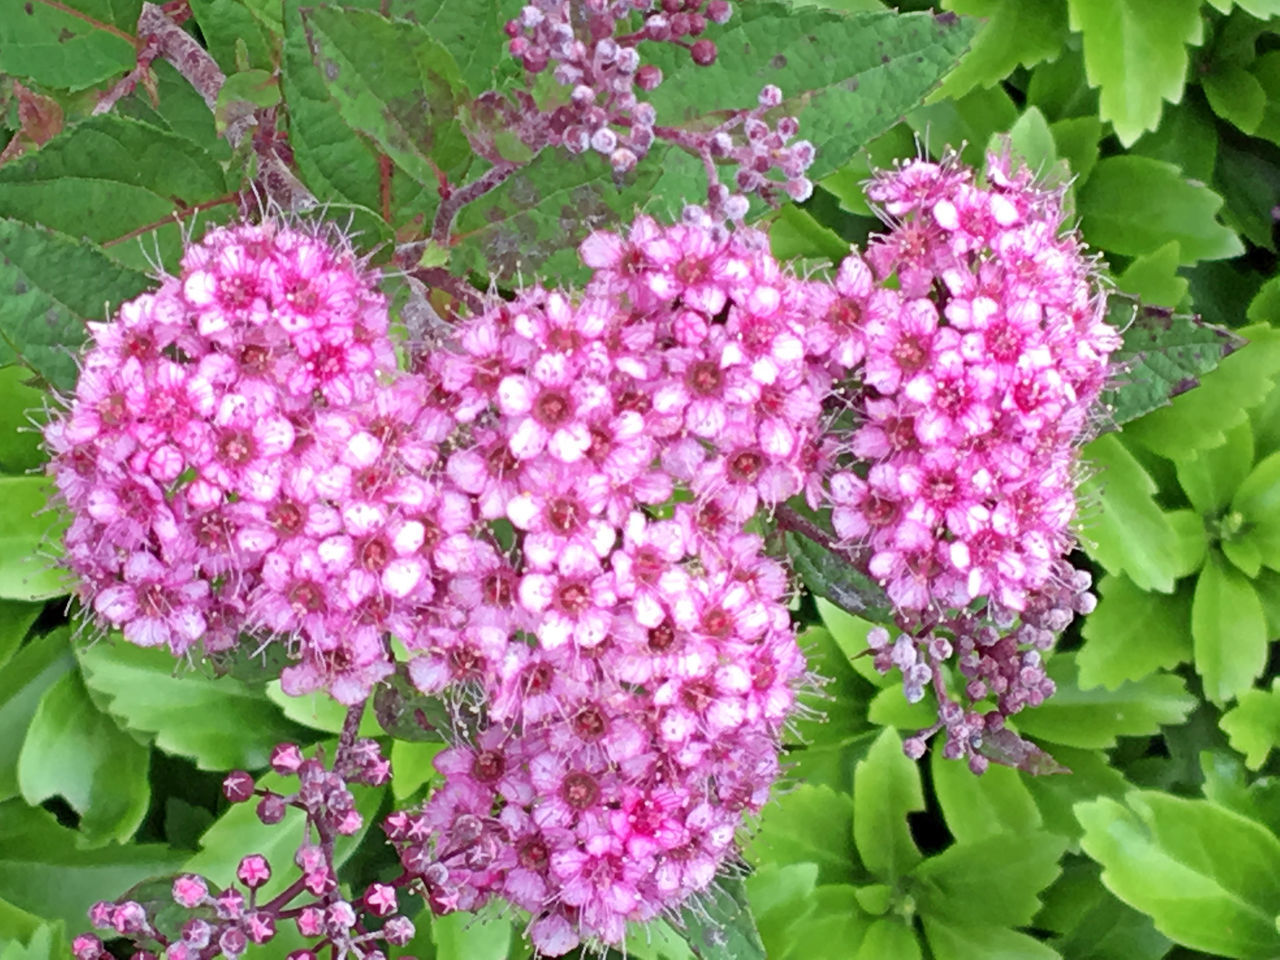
(744, 783, 856, 884)
(1175, 418, 1254, 515)
(389, 740, 443, 802)
(401, 0, 519, 94)
(671, 877, 766, 960)
(0, 368, 47, 476)
(1066, 0, 1203, 146)
(0, 115, 230, 273)
(922, 917, 1061, 960)
(214, 69, 282, 137)
(913, 831, 1067, 927)
(1191, 552, 1269, 704)
(853, 727, 923, 882)
(1232, 450, 1280, 570)
(1077, 434, 1193, 593)
(301, 7, 471, 188)
(0, 0, 136, 91)
(814, 599, 893, 688)
(934, 0, 1068, 101)
(1116, 242, 1187, 309)
(0, 629, 74, 800)
(17, 671, 149, 843)
(0, 800, 184, 935)
(1038, 861, 1172, 960)
(185, 750, 383, 897)
(1077, 574, 1193, 690)
(647, 6, 979, 181)
(988, 107, 1059, 178)
(189, 0, 276, 72)
(786, 531, 892, 623)
(0, 219, 152, 392)
(1026, 47, 1096, 121)
(432, 910, 511, 960)
(855, 918, 921, 960)
(1022, 746, 1129, 844)
(0, 477, 67, 601)
(0, 897, 56, 953)
(1214, 134, 1280, 253)
(790, 627, 878, 792)
(1131, 96, 1219, 184)
(1076, 791, 1280, 958)
(1220, 678, 1280, 770)
(1079, 156, 1242, 264)
(264, 680, 382, 737)
(1049, 116, 1101, 183)
(1203, 63, 1267, 135)
(1125, 323, 1280, 459)
(1199, 749, 1280, 838)
(769, 205, 850, 264)
(1016, 653, 1196, 749)
(745, 863, 819, 959)
(908, 85, 1019, 169)
(77, 640, 312, 771)
(1099, 306, 1239, 430)
(931, 746, 1042, 843)
(0, 600, 41, 674)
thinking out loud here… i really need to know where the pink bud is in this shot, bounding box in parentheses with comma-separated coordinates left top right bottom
(222, 771, 255, 803)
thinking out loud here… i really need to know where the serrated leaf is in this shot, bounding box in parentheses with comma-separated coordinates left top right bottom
(1175, 418, 1254, 516)
(301, 7, 471, 189)
(1233, 450, 1280, 570)
(931, 746, 1041, 843)
(1079, 156, 1242, 264)
(786, 531, 892, 623)
(646, 6, 978, 181)
(17, 671, 150, 843)
(934, 0, 1067, 101)
(1220, 678, 1280, 770)
(214, 69, 281, 137)
(744, 783, 856, 884)
(0, 0, 137, 91)
(1199, 750, 1280, 838)
(0, 219, 151, 392)
(908, 84, 1019, 169)
(1078, 574, 1192, 690)
(1116, 242, 1188, 309)
(0, 116, 230, 273)
(1125, 322, 1280, 459)
(745, 863, 819, 958)
(1214, 134, 1280, 253)
(853, 727, 923, 882)
(671, 877, 765, 960)
(1191, 552, 1269, 704)
(1077, 433, 1192, 593)
(0, 800, 184, 935)
(0, 629, 75, 801)
(922, 917, 1061, 960)
(1016, 653, 1196, 749)
(989, 107, 1058, 180)
(1067, 0, 1203, 146)
(1038, 861, 1172, 960)
(790, 627, 878, 792)
(1048, 115, 1101, 183)
(0, 478, 67, 601)
(189, 0, 276, 72)
(914, 830, 1067, 927)
(77, 640, 312, 771)
(1021, 745, 1129, 844)
(1076, 791, 1280, 958)
(1098, 306, 1238, 430)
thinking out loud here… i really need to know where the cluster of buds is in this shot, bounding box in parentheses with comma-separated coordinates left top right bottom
(73, 739, 412, 960)
(495, 1, 813, 218)
(828, 149, 1119, 767)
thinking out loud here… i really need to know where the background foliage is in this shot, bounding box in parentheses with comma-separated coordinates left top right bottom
(1, 0, 1279, 958)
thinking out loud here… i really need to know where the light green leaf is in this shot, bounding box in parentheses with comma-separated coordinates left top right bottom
(934, 0, 1068, 101)
(769, 205, 850, 264)
(432, 910, 511, 960)
(1077, 434, 1191, 593)
(1049, 115, 1101, 183)
(0, 478, 67, 601)
(265, 679, 382, 737)
(1077, 574, 1192, 690)
(1191, 552, 1269, 704)
(1038, 861, 1172, 960)
(1079, 156, 1242, 263)
(1066, 0, 1203, 146)
(854, 918, 921, 960)
(189, 0, 275, 72)
(790, 627, 878, 793)
(18, 671, 149, 843)
(853, 727, 923, 882)
(0, 368, 47, 476)
(923, 917, 1061, 960)
(774, 886, 871, 960)
(913, 831, 1067, 927)
(0, 115, 229, 273)
(1220, 679, 1280, 770)
(0, 219, 151, 393)
(1017, 653, 1196, 749)
(814, 599, 893, 688)
(868, 682, 940, 730)
(0, 800, 184, 935)
(0, 629, 74, 800)
(301, 7, 471, 188)
(1116, 242, 1188, 308)
(745, 863, 819, 960)
(931, 746, 1041, 843)
(1125, 323, 1280, 459)
(989, 107, 1059, 178)
(0, 896, 55, 953)
(1077, 791, 1280, 958)
(1203, 63, 1267, 135)
(77, 641, 312, 771)
(745, 784, 856, 884)
(1232, 450, 1280, 570)
(1177, 418, 1255, 517)
(389, 740, 444, 802)
(0, 0, 136, 91)
(1022, 746, 1130, 845)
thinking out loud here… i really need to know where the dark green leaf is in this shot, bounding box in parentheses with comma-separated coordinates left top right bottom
(785, 531, 892, 623)
(0, 800, 184, 935)
(77, 640, 312, 771)
(0, 629, 74, 800)
(671, 877, 765, 960)
(0, 600, 41, 674)
(1079, 156, 1242, 263)
(189, 0, 276, 72)
(1077, 791, 1280, 958)
(0, 367, 47, 476)
(1038, 861, 1172, 960)
(853, 727, 923, 882)
(908, 85, 1019, 169)
(0, 219, 152, 392)
(372, 664, 453, 742)
(0, 0, 136, 91)
(18, 671, 150, 843)
(1077, 574, 1192, 690)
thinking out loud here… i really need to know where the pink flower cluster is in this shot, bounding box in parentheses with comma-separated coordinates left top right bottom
(828, 151, 1120, 614)
(387, 212, 881, 953)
